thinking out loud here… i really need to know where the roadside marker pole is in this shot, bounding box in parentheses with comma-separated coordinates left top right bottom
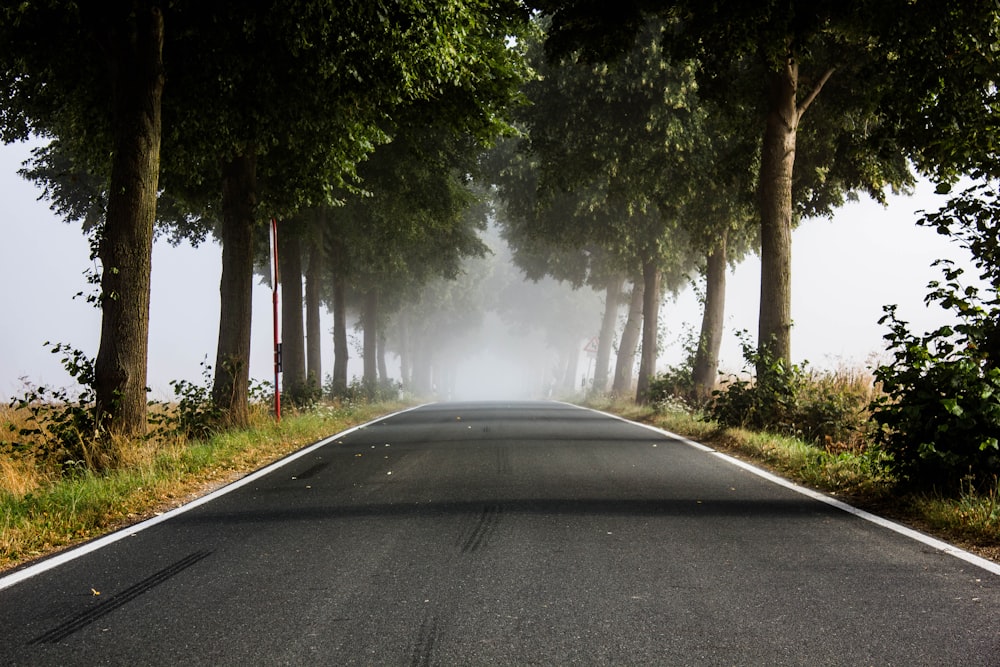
(271, 217, 282, 421)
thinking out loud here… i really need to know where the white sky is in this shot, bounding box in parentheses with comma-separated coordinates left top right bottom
(0, 138, 978, 401)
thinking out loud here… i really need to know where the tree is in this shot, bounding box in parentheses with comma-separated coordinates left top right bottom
(502, 18, 715, 402)
(1, 2, 165, 439)
(333, 112, 493, 394)
(487, 138, 630, 394)
(161, 0, 527, 423)
(277, 216, 308, 403)
(535, 0, 1000, 373)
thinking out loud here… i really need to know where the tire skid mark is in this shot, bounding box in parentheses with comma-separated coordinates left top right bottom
(30, 551, 212, 644)
(291, 460, 329, 480)
(409, 612, 440, 667)
(457, 504, 503, 554)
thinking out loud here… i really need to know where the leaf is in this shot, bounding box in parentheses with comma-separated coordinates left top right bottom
(941, 398, 964, 417)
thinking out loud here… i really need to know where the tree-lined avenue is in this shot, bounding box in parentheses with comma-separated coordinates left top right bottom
(0, 402, 997, 664)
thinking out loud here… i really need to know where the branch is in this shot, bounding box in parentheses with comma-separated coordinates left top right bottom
(797, 67, 836, 119)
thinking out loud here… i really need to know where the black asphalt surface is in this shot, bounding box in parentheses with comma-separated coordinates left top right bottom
(1, 401, 998, 666)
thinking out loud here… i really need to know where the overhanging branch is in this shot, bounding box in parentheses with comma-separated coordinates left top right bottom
(797, 67, 836, 119)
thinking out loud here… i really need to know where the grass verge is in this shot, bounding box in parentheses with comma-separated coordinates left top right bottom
(586, 397, 1000, 565)
(1, 400, 409, 574)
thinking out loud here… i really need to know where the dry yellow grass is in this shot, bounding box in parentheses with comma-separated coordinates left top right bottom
(0, 458, 44, 497)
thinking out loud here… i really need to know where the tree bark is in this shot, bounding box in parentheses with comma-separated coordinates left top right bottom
(635, 255, 661, 404)
(93, 3, 164, 439)
(612, 279, 643, 395)
(305, 234, 323, 394)
(377, 329, 388, 385)
(692, 233, 727, 401)
(326, 230, 349, 396)
(592, 274, 624, 395)
(757, 58, 834, 372)
(757, 62, 798, 369)
(212, 152, 256, 427)
(362, 290, 378, 392)
(278, 224, 306, 401)
(398, 312, 412, 389)
(330, 270, 349, 395)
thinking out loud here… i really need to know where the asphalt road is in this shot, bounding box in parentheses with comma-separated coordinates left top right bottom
(1, 401, 998, 666)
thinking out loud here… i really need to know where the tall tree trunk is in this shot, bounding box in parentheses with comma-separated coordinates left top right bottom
(279, 224, 306, 401)
(305, 234, 323, 394)
(362, 290, 378, 391)
(635, 255, 662, 404)
(592, 274, 624, 395)
(330, 271, 349, 395)
(612, 279, 643, 395)
(757, 62, 798, 369)
(398, 312, 412, 388)
(212, 152, 256, 427)
(692, 234, 727, 401)
(377, 329, 388, 385)
(757, 58, 831, 371)
(93, 4, 164, 439)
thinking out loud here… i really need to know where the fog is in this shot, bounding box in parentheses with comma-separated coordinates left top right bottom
(389, 226, 606, 402)
(0, 138, 983, 403)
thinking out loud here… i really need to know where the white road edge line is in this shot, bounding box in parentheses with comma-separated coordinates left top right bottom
(0, 404, 425, 592)
(574, 402, 1000, 577)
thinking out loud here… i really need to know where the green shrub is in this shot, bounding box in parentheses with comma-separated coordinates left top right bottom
(326, 375, 401, 402)
(4, 343, 101, 471)
(157, 360, 275, 441)
(646, 368, 694, 413)
(871, 182, 1000, 493)
(709, 332, 802, 434)
(708, 332, 872, 448)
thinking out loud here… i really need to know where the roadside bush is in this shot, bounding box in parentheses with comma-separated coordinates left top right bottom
(326, 375, 401, 402)
(158, 360, 275, 440)
(647, 368, 694, 413)
(871, 181, 1000, 492)
(161, 361, 223, 441)
(709, 332, 872, 448)
(3, 343, 101, 472)
(285, 373, 323, 409)
(709, 332, 802, 434)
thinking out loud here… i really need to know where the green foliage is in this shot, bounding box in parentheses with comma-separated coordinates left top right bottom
(326, 376, 401, 403)
(871, 182, 1000, 492)
(159, 361, 274, 440)
(709, 332, 803, 434)
(162, 360, 224, 441)
(4, 343, 100, 471)
(646, 326, 699, 409)
(645, 374, 694, 414)
(709, 332, 871, 447)
(285, 376, 324, 410)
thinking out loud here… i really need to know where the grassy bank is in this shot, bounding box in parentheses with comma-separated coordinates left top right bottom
(585, 398, 1000, 564)
(5, 394, 998, 573)
(0, 400, 409, 573)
